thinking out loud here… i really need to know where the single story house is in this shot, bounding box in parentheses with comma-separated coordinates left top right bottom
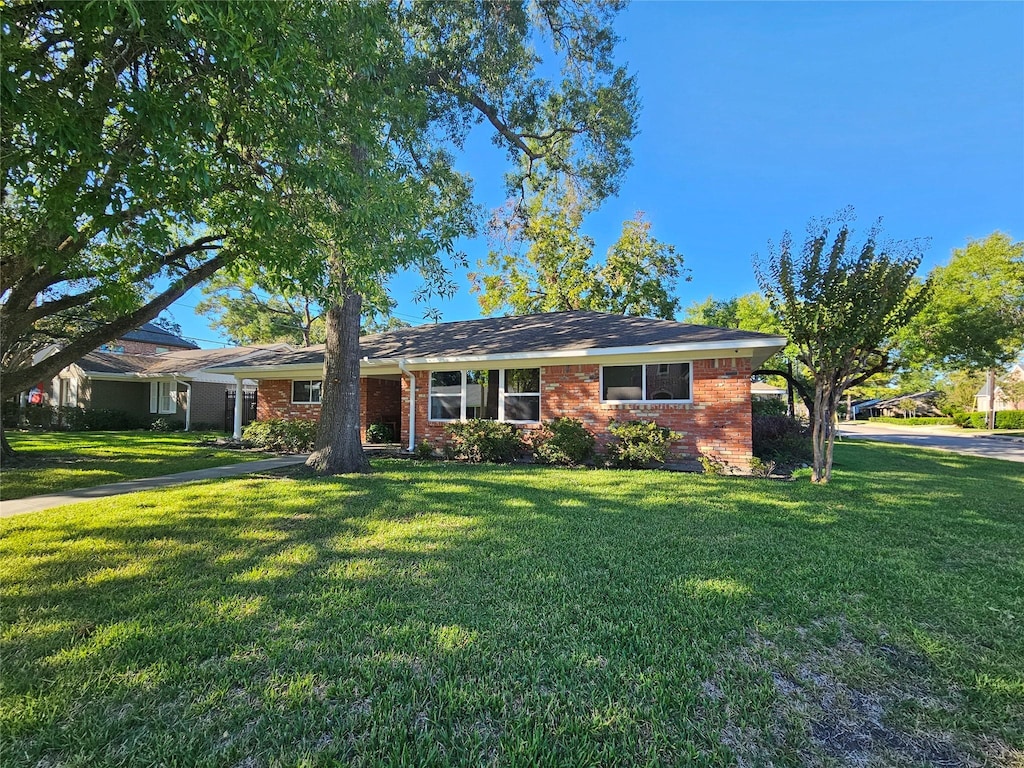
(32, 344, 284, 430)
(856, 391, 943, 419)
(975, 363, 1024, 412)
(212, 311, 787, 466)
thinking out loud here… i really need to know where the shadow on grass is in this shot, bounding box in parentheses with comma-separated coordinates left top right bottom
(0, 442, 1020, 766)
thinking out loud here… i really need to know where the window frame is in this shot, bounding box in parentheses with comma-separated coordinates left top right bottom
(290, 379, 322, 405)
(599, 362, 693, 404)
(427, 368, 542, 423)
(155, 381, 176, 414)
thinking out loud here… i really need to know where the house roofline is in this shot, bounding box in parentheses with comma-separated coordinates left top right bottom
(212, 337, 789, 377)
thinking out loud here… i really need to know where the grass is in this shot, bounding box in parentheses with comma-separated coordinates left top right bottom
(0, 431, 263, 500)
(1, 443, 1021, 766)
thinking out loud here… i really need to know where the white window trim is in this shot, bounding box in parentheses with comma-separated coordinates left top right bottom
(599, 362, 693, 404)
(428, 369, 542, 423)
(291, 379, 322, 405)
(152, 381, 176, 414)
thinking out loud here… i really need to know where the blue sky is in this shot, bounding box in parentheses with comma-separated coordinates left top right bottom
(174, 1, 1024, 347)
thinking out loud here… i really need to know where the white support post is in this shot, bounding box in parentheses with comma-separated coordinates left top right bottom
(232, 377, 244, 440)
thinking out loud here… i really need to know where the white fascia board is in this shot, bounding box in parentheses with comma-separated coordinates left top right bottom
(212, 337, 789, 377)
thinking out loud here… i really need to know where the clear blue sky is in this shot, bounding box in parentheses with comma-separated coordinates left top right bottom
(175, 1, 1024, 347)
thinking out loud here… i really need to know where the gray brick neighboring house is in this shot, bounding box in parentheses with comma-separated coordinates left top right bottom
(25, 325, 286, 430)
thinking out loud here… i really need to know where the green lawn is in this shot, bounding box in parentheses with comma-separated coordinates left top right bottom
(0, 431, 263, 500)
(1, 444, 1021, 767)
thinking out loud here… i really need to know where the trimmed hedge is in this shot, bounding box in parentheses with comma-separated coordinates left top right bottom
(531, 418, 596, 466)
(365, 421, 395, 444)
(444, 420, 524, 463)
(242, 419, 318, 452)
(956, 410, 1024, 430)
(605, 420, 680, 468)
(870, 417, 954, 426)
(2, 405, 149, 431)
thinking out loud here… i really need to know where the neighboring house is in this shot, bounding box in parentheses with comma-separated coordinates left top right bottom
(23, 322, 284, 430)
(857, 391, 943, 419)
(751, 382, 786, 400)
(52, 347, 278, 429)
(975, 363, 1024, 412)
(212, 310, 787, 466)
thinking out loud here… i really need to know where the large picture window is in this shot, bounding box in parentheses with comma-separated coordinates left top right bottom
(292, 380, 322, 404)
(429, 368, 541, 422)
(601, 362, 691, 402)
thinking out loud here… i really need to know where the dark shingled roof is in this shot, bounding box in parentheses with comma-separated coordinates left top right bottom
(77, 346, 282, 376)
(119, 322, 199, 349)
(214, 311, 785, 369)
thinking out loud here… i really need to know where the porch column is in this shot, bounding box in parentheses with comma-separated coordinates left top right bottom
(232, 377, 244, 440)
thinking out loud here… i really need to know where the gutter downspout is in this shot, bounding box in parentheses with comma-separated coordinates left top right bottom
(398, 359, 416, 452)
(175, 378, 192, 432)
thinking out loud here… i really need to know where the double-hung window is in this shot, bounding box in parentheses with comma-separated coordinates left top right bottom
(429, 368, 541, 422)
(292, 380, 322, 404)
(149, 381, 177, 414)
(601, 362, 692, 402)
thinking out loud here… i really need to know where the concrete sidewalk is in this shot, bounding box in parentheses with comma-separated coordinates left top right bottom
(0, 455, 309, 519)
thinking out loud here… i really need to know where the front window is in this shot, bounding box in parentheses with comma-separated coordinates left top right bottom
(292, 380, 322, 404)
(602, 362, 691, 402)
(429, 368, 541, 422)
(158, 381, 176, 414)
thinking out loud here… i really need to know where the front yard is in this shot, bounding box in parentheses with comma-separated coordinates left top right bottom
(1, 443, 1021, 766)
(0, 431, 263, 500)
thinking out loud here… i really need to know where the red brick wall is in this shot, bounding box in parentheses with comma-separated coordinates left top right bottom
(399, 359, 753, 466)
(256, 377, 401, 441)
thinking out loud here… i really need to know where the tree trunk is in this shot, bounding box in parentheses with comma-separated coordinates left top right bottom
(305, 283, 370, 475)
(787, 359, 796, 419)
(1, 427, 15, 467)
(810, 380, 841, 484)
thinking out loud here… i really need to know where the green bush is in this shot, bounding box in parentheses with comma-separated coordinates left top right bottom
(605, 420, 681, 469)
(242, 419, 318, 452)
(414, 440, 435, 459)
(752, 397, 788, 416)
(752, 415, 811, 467)
(531, 418, 596, 466)
(22, 405, 55, 429)
(869, 416, 954, 426)
(444, 420, 524, 463)
(961, 410, 1024, 429)
(365, 421, 395, 444)
(150, 417, 185, 432)
(59, 408, 148, 431)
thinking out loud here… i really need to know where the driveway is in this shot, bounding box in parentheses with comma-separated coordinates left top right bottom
(838, 422, 1024, 464)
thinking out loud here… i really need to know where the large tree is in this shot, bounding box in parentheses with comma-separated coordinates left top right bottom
(755, 210, 929, 483)
(0, 0, 391, 461)
(302, 1, 640, 474)
(471, 182, 686, 318)
(899, 232, 1024, 427)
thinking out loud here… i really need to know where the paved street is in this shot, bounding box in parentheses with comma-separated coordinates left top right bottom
(838, 422, 1024, 464)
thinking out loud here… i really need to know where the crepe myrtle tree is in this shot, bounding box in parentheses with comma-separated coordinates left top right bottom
(755, 209, 930, 483)
(0, 0, 396, 462)
(302, 0, 640, 474)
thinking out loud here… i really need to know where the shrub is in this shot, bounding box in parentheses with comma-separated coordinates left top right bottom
(444, 420, 524, 463)
(60, 408, 148, 431)
(962, 410, 1024, 430)
(605, 420, 681, 469)
(752, 397, 788, 416)
(22, 405, 55, 429)
(531, 418, 595, 466)
(697, 451, 725, 476)
(414, 440, 435, 459)
(365, 421, 395, 444)
(150, 417, 185, 432)
(242, 419, 318, 452)
(869, 416, 954, 426)
(748, 456, 777, 478)
(752, 415, 811, 467)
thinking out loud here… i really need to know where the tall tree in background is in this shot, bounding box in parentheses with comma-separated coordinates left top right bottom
(0, 0, 392, 461)
(755, 210, 929, 483)
(900, 232, 1024, 427)
(197, 272, 326, 347)
(471, 183, 686, 318)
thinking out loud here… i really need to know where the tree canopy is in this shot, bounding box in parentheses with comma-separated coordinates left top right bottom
(755, 209, 929, 483)
(471, 183, 686, 319)
(901, 232, 1024, 371)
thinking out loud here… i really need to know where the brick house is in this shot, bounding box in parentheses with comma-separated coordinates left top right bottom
(214, 311, 786, 466)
